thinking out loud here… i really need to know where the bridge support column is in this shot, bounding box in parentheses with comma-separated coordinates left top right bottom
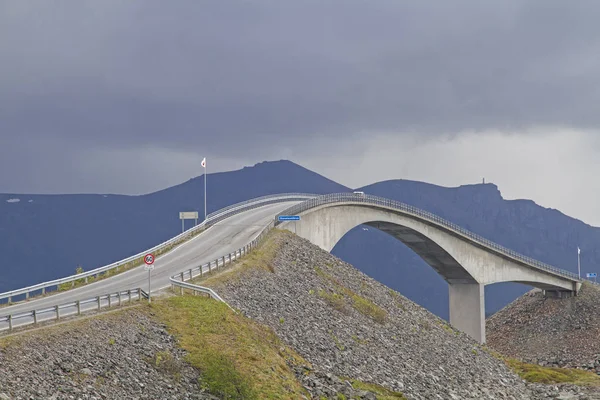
(449, 282, 485, 344)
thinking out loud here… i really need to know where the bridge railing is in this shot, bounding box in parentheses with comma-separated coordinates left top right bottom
(0, 193, 316, 304)
(274, 193, 583, 282)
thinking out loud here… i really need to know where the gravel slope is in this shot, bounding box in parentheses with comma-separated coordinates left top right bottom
(210, 230, 599, 400)
(488, 282, 600, 371)
(0, 307, 216, 400)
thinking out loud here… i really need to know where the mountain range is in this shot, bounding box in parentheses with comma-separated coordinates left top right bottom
(1, 160, 598, 318)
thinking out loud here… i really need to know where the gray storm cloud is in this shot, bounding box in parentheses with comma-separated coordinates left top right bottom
(1, 0, 600, 224)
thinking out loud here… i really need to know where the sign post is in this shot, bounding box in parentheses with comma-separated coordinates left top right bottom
(144, 253, 155, 303)
(586, 272, 597, 282)
(278, 215, 300, 234)
(179, 211, 200, 233)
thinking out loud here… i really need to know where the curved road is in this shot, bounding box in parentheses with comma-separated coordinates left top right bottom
(0, 201, 300, 329)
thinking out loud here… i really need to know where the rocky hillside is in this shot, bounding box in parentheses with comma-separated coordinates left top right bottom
(204, 230, 600, 400)
(5, 230, 600, 399)
(488, 282, 600, 371)
(0, 307, 215, 400)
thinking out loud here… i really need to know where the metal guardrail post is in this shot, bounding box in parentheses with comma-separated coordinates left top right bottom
(118, 292, 122, 306)
(137, 288, 141, 300)
(77, 300, 81, 315)
(55, 305, 59, 320)
(108, 294, 112, 308)
(8, 315, 12, 331)
(33, 310, 37, 325)
(188, 269, 193, 279)
(97, 296, 101, 310)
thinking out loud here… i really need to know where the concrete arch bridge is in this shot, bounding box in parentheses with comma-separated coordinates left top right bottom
(274, 193, 582, 344)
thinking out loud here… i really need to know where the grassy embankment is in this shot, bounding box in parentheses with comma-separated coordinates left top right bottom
(158, 228, 308, 398)
(177, 228, 405, 399)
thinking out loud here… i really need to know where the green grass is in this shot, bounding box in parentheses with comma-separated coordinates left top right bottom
(505, 358, 600, 386)
(149, 350, 182, 381)
(352, 294, 387, 324)
(351, 335, 368, 345)
(328, 330, 345, 351)
(482, 346, 600, 386)
(317, 289, 348, 314)
(151, 295, 310, 399)
(314, 267, 388, 324)
(344, 379, 407, 399)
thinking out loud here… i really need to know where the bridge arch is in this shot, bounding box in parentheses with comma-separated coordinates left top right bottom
(275, 194, 582, 344)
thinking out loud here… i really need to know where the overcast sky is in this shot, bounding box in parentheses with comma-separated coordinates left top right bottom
(2, 1, 600, 225)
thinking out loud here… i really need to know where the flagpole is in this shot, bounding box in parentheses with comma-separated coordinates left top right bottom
(204, 159, 207, 222)
(578, 247, 581, 279)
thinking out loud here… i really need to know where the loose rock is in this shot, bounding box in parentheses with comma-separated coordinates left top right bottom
(211, 231, 600, 399)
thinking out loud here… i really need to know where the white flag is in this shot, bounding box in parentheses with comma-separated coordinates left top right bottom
(201, 157, 206, 168)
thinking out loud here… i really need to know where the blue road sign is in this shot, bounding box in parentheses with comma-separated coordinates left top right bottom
(278, 215, 300, 221)
(587, 272, 597, 278)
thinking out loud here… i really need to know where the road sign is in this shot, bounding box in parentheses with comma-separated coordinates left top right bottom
(144, 253, 155, 265)
(179, 211, 199, 220)
(144, 253, 155, 303)
(278, 215, 300, 221)
(587, 272, 597, 278)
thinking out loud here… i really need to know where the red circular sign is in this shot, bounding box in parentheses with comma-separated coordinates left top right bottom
(144, 253, 155, 265)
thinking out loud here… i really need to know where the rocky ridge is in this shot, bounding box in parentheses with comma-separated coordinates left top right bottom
(210, 230, 600, 400)
(0, 308, 216, 400)
(488, 282, 600, 372)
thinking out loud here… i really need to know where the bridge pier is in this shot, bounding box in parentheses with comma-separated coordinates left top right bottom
(449, 282, 485, 344)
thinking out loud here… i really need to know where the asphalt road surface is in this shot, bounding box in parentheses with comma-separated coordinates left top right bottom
(0, 201, 300, 330)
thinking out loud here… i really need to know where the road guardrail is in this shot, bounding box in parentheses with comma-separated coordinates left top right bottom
(169, 219, 275, 306)
(0, 193, 317, 304)
(0, 288, 147, 333)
